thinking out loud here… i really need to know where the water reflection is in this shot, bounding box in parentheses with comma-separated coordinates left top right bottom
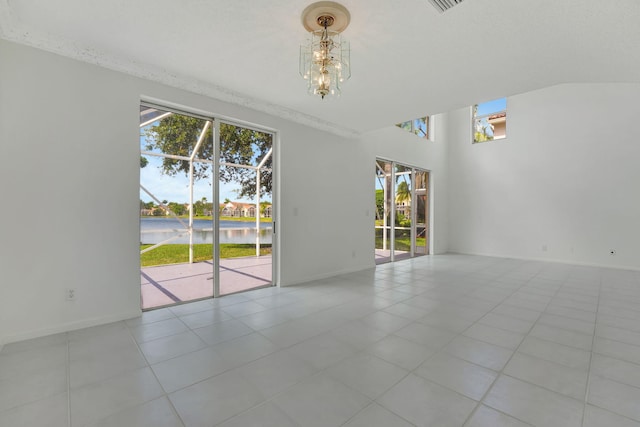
(141, 218, 272, 244)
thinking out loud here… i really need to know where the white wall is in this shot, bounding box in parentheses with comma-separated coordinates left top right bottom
(0, 39, 448, 344)
(0, 39, 143, 344)
(447, 83, 640, 270)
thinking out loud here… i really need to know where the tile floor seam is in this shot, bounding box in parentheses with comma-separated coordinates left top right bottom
(66, 334, 71, 427)
(540, 308, 597, 323)
(460, 271, 565, 427)
(164, 396, 186, 427)
(369, 372, 448, 427)
(229, 368, 365, 426)
(154, 326, 323, 401)
(585, 401, 640, 426)
(118, 320, 189, 426)
(340, 401, 417, 427)
(410, 345, 495, 409)
(330, 348, 414, 408)
(591, 352, 640, 377)
(581, 275, 603, 427)
(228, 310, 412, 425)
(582, 373, 640, 421)
(526, 329, 594, 352)
(592, 331, 640, 348)
(467, 405, 537, 427)
(220, 400, 302, 427)
(160, 338, 297, 425)
(451, 284, 533, 354)
(534, 318, 595, 337)
(381, 272, 530, 425)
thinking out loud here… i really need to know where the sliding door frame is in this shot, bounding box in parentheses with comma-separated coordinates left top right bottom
(375, 157, 431, 264)
(141, 98, 278, 302)
(213, 117, 278, 297)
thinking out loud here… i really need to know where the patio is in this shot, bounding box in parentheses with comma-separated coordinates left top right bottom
(141, 255, 272, 310)
(374, 249, 413, 265)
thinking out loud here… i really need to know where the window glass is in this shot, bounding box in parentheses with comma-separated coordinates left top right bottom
(413, 118, 428, 138)
(473, 98, 506, 143)
(396, 116, 430, 139)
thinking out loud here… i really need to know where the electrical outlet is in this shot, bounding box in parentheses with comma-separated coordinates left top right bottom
(66, 288, 76, 301)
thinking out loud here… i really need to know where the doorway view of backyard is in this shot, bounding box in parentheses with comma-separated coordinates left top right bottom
(375, 159, 429, 264)
(140, 105, 274, 310)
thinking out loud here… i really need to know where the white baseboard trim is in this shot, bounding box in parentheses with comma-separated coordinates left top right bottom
(1, 309, 142, 346)
(447, 250, 640, 272)
(280, 263, 374, 287)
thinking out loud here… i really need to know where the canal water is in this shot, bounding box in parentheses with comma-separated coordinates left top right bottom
(141, 217, 272, 244)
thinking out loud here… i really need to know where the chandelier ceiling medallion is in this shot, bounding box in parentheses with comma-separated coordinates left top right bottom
(299, 1, 351, 99)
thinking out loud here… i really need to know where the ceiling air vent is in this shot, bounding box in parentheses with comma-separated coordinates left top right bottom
(427, 0, 464, 13)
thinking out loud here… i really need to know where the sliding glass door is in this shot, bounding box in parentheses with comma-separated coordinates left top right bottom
(139, 106, 214, 309)
(139, 104, 275, 310)
(374, 159, 429, 264)
(375, 160, 393, 264)
(394, 164, 412, 261)
(414, 170, 429, 256)
(216, 122, 273, 296)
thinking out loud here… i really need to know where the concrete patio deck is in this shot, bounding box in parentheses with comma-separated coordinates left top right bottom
(141, 255, 272, 310)
(374, 249, 412, 264)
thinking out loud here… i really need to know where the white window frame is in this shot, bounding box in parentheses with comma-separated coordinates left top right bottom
(472, 99, 507, 144)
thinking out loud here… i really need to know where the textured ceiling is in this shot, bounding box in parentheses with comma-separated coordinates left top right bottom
(2, 0, 640, 136)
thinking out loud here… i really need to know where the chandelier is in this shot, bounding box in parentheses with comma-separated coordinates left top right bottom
(299, 2, 351, 99)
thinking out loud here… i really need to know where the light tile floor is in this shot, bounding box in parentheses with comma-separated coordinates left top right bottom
(2, 254, 640, 426)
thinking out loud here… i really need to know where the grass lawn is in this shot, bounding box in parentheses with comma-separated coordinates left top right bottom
(141, 243, 272, 267)
(375, 237, 426, 251)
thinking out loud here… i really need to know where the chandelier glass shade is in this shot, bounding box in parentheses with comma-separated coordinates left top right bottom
(299, 2, 351, 99)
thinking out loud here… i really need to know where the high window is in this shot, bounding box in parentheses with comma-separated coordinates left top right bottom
(473, 98, 506, 143)
(396, 116, 431, 139)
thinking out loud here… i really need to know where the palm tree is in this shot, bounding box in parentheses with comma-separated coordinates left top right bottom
(395, 180, 411, 227)
(396, 181, 410, 205)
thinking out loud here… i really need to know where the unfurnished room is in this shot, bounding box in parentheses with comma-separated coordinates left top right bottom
(1, 1, 640, 426)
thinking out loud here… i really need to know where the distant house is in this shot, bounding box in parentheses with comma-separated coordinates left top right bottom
(396, 201, 410, 217)
(220, 201, 256, 218)
(140, 206, 170, 216)
(488, 112, 507, 139)
(219, 201, 272, 218)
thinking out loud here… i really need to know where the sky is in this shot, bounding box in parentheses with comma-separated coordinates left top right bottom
(476, 97, 507, 116)
(139, 122, 269, 205)
(140, 157, 241, 204)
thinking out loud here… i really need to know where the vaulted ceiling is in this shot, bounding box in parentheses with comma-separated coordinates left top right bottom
(2, 0, 639, 136)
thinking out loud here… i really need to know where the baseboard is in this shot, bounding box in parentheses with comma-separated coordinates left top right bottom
(1, 309, 142, 346)
(280, 263, 374, 287)
(447, 250, 640, 272)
